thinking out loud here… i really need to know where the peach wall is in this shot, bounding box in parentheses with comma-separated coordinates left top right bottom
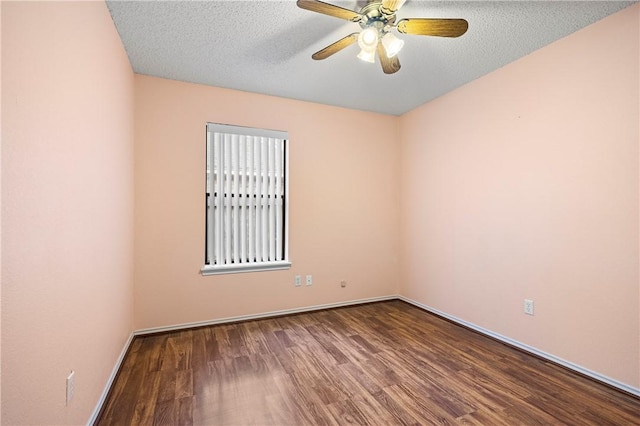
(400, 4, 640, 388)
(0, 3, 2, 425)
(2, 2, 134, 424)
(0, 2, 3, 423)
(134, 75, 400, 329)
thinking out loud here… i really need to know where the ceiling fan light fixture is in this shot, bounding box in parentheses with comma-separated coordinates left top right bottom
(297, 0, 468, 75)
(381, 32, 404, 57)
(357, 48, 376, 63)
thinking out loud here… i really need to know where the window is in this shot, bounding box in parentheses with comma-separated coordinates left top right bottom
(202, 123, 290, 275)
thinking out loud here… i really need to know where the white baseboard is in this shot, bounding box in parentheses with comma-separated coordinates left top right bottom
(134, 295, 397, 336)
(398, 295, 640, 398)
(87, 332, 135, 426)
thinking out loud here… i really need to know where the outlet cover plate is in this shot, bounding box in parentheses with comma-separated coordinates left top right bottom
(524, 299, 534, 315)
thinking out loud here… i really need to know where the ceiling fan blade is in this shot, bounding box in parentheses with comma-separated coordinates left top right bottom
(381, 0, 407, 15)
(397, 18, 469, 37)
(296, 0, 362, 22)
(312, 33, 359, 60)
(377, 42, 401, 74)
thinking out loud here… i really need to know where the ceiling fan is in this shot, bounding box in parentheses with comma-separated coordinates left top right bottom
(297, 0, 468, 74)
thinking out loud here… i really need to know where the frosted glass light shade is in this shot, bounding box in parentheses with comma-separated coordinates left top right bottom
(357, 48, 376, 63)
(358, 27, 379, 51)
(381, 32, 404, 57)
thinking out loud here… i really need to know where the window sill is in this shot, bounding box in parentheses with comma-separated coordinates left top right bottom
(201, 260, 292, 276)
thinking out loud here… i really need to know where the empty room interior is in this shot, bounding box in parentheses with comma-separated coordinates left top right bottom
(1, 0, 640, 424)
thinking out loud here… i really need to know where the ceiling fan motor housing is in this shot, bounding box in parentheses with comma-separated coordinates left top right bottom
(359, 1, 396, 32)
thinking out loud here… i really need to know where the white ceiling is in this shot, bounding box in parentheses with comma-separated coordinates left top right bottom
(106, 0, 636, 116)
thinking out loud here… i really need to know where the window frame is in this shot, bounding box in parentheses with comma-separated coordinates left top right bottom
(201, 123, 291, 276)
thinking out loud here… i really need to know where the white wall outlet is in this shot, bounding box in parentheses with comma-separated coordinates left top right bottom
(294, 275, 301, 287)
(66, 370, 75, 405)
(524, 299, 534, 315)
(340, 280, 347, 288)
(306, 275, 313, 286)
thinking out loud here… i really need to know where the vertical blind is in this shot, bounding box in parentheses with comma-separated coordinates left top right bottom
(206, 124, 288, 270)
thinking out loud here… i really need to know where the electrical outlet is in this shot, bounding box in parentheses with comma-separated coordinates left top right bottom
(306, 275, 313, 286)
(340, 280, 347, 288)
(66, 370, 75, 405)
(294, 275, 301, 287)
(524, 299, 534, 315)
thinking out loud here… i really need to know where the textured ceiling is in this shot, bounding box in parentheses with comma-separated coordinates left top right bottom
(107, 1, 636, 115)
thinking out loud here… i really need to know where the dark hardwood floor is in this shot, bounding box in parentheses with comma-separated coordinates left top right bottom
(96, 300, 640, 425)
